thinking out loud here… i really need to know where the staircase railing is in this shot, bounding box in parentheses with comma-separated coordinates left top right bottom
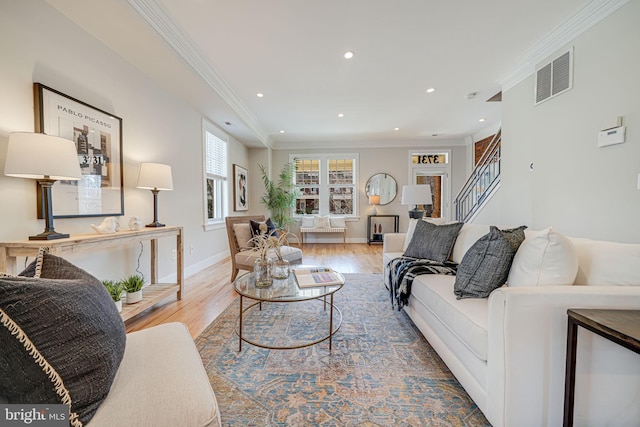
(454, 130, 501, 222)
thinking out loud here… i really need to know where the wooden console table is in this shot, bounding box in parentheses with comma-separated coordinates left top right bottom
(563, 309, 640, 426)
(0, 226, 183, 322)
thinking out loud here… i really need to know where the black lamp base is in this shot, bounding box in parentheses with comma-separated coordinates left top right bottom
(408, 208, 425, 219)
(145, 189, 166, 228)
(31, 179, 69, 240)
(145, 221, 165, 228)
(29, 231, 70, 240)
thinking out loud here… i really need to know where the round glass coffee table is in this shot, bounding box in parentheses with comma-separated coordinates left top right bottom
(233, 266, 344, 351)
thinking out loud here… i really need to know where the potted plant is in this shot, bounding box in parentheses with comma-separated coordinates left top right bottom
(123, 274, 145, 304)
(258, 161, 298, 230)
(102, 280, 125, 312)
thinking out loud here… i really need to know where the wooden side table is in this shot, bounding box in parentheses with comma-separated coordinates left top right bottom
(563, 309, 640, 426)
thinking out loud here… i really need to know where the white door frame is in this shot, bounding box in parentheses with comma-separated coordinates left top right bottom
(408, 150, 452, 221)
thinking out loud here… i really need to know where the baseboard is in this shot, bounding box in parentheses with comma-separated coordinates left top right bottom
(157, 249, 230, 283)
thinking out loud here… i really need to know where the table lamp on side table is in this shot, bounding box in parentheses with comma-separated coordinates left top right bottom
(136, 162, 173, 227)
(368, 195, 380, 216)
(401, 184, 432, 219)
(4, 132, 82, 240)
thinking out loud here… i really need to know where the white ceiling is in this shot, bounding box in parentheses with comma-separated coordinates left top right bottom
(46, 0, 595, 148)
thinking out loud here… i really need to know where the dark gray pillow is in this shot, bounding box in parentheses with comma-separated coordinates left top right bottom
(20, 250, 100, 282)
(1, 252, 126, 426)
(403, 221, 464, 263)
(249, 217, 279, 238)
(454, 225, 527, 299)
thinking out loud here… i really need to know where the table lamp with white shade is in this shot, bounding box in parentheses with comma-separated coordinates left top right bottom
(368, 194, 380, 216)
(401, 184, 432, 219)
(136, 162, 173, 227)
(4, 132, 82, 240)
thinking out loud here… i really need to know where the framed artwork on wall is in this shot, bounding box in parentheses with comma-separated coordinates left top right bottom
(233, 164, 248, 211)
(33, 82, 124, 218)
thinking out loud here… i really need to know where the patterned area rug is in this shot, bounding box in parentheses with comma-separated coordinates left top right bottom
(196, 273, 490, 426)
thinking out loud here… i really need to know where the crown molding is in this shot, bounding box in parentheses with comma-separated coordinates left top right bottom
(127, 0, 271, 147)
(272, 137, 469, 151)
(500, 0, 629, 91)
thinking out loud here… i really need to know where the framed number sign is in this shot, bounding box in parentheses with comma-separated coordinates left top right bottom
(34, 83, 124, 218)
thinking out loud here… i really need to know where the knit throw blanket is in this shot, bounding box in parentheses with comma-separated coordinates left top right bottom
(387, 257, 458, 310)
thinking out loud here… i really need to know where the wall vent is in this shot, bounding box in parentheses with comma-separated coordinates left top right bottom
(535, 47, 573, 105)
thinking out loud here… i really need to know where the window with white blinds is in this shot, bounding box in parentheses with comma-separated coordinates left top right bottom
(205, 131, 227, 179)
(203, 120, 228, 225)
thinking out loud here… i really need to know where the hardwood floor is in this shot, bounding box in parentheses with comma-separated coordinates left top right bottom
(125, 243, 383, 338)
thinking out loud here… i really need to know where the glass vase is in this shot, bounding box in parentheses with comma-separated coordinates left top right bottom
(253, 258, 273, 288)
(272, 258, 290, 279)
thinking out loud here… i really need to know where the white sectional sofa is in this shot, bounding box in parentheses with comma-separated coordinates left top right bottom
(383, 221, 640, 427)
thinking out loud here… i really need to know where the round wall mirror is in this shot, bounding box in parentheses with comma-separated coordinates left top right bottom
(365, 173, 398, 205)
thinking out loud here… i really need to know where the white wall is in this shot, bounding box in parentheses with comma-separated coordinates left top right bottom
(480, 0, 640, 242)
(0, 1, 248, 280)
(246, 147, 271, 218)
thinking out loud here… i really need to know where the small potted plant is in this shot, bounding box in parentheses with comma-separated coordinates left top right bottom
(102, 280, 125, 312)
(123, 274, 145, 304)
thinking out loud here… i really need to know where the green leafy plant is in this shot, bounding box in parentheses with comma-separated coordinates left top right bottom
(102, 280, 125, 302)
(259, 161, 298, 229)
(123, 274, 145, 293)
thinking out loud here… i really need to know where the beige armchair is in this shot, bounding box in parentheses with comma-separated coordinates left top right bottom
(225, 215, 303, 281)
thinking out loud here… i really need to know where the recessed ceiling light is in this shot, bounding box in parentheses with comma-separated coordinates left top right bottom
(344, 51, 355, 59)
(479, 118, 486, 122)
(256, 93, 264, 98)
(338, 113, 344, 118)
(426, 88, 435, 93)
(279, 130, 285, 133)
(394, 127, 400, 131)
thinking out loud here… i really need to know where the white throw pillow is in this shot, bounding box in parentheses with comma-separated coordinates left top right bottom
(330, 216, 346, 228)
(507, 227, 578, 286)
(300, 216, 315, 228)
(571, 237, 640, 286)
(233, 223, 254, 250)
(314, 215, 331, 228)
(450, 223, 491, 264)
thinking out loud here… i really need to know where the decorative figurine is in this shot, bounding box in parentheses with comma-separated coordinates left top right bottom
(91, 217, 120, 234)
(128, 216, 143, 231)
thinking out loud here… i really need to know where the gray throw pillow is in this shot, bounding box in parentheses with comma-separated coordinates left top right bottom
(403, 221, 464, 263)
(1, 252, 126, 426)
(20, 250, 101, 282)
(454, 225, 527, 299)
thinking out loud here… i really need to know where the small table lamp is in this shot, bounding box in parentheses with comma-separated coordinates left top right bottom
(368, 195, 380, 216)
(401, 184, 432, 219)
(136, 162, 173, 227)
(4, 132, 82, 240)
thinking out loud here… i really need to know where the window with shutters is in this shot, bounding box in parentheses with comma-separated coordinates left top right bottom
(203, 119, 227, 227)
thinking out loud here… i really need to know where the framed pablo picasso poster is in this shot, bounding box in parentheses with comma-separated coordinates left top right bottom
(34, 83, 124, 218)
